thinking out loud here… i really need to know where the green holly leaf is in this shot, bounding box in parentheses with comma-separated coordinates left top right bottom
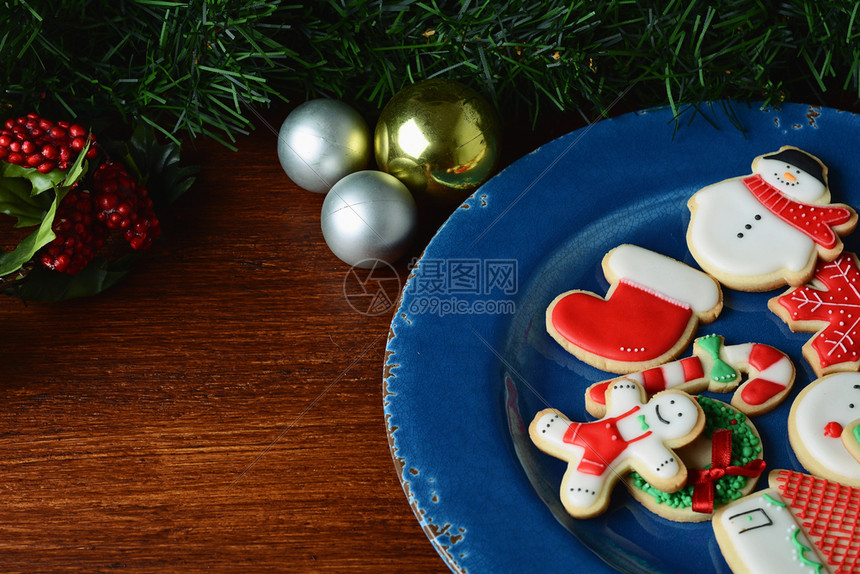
(60, 143, 90, 193)
(0, 162, 66, 196)
(103, 123, 198, 207)
(10, 254, 142, 302)
(0, 125, 194, 300)
(0, 140, 92, 278)
(0, 188, 63, 276)
(0, 174, 51, 227)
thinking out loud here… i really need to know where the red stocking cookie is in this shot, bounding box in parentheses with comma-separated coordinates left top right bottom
(769, 252, 860, 376)
(585, 334, 795, 418)
(546, 244, 722, 374)
(529, 380, 705, 518)
(687, 146, 857, 291)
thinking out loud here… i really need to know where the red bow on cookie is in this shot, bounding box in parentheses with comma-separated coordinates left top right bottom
(688, 428, 767, 514)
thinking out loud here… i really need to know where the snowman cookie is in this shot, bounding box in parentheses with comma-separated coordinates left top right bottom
(787, 372, 860, 487)
(529, 380, 705, 518)
(843, 419, 860, 465)
(687, 146, 857, 291)
(585, 334, 795, 418)
(546, 244, 722, 374)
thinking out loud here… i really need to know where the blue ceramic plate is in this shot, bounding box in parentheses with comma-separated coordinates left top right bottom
(384, 102, 860, 573)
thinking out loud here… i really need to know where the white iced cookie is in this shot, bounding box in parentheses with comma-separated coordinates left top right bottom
(713, 469, 860, 574)
(843, 419, 860, 465)
(687, 146, 857, 291)
(788, 372, 860, 486)
(529, 380, 704, 518)
(713, 482, 828, 573)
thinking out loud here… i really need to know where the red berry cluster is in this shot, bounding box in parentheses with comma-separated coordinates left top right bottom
(40, 188, 106, 275)
(0, 113, 163, 275)
(0, 113, 98, 173)
(92, 162, 161, 251)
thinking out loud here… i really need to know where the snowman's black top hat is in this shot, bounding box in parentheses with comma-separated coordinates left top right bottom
(763, 148, 826, 184)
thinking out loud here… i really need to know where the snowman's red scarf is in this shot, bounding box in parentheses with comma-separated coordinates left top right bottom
(742, 174, 854, 250)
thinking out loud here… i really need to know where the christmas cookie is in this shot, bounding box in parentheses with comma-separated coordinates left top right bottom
(714, 469, 860, 574)
(843, 419, 860, 465)
(546, 244, 722, 374)
(585, 334, 795, 418)
(529, 380, 705, 519)
(687, 146, 858, 291)
(787, 372, 860, 487)
(769, 252, 860, 376)
(628, 397, 765, 523)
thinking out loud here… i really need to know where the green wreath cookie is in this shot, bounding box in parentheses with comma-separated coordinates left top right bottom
(627, 396, 764, 523)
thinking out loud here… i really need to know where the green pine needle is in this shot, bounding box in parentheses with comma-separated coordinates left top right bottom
(2, 0, 859, 144)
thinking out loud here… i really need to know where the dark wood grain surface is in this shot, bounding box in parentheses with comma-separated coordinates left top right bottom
(7, 94, 859, 572)
(0, 102, 591, 573)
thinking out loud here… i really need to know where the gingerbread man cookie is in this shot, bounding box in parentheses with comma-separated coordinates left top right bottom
(788, 372, 860, 487)
(529, 380, 705, 518)
(585, 334, 795, 418)
(546, 244, 722, 374)
(687, 146, 857, 291)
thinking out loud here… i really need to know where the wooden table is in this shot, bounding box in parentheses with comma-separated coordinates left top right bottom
(0, 103, 589, 572)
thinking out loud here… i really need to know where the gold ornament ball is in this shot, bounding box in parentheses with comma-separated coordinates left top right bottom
(374, 79, 501, 203)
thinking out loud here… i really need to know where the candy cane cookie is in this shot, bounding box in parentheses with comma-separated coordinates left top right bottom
(586, 334, 795, 417)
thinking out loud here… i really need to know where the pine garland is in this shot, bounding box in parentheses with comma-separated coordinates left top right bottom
(2, 0, 860, 145)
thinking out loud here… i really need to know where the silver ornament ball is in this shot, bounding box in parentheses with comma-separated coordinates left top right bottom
(277, 99, 371, 193)
(321, 171, 418, 268)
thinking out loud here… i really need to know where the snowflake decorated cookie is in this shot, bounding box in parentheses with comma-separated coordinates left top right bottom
(529, 380, 705, 518)
(687, 146, 858, 291)
(546, 244, 722, 374)
(585, 334, 795, 418)
(769, 252, 860, 376)
(787, 372, 860, 487)
(713, 469, 860, 574)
